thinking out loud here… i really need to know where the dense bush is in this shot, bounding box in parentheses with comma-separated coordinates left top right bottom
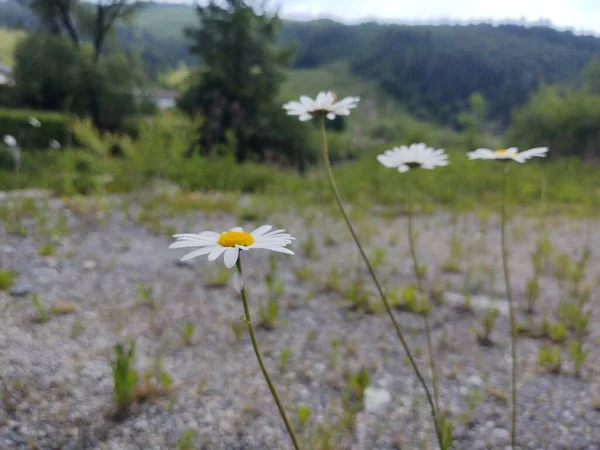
(13, 34, 144, 131)
(507, 86, 600, 160)
(0, 108, 71, 149)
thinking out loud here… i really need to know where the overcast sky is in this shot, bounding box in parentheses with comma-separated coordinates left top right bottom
(275, 0, 600, 34)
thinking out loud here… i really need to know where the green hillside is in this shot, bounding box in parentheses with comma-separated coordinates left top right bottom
(132, 3, 197, 39)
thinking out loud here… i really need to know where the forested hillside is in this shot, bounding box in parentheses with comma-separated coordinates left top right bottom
(1, 0, 599, 125)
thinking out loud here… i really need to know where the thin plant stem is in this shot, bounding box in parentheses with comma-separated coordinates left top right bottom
(407, 176, 440, 413)
(501, 165, 517, 449)
(235, 258, 300, 450)
(318, 117, 443, 448)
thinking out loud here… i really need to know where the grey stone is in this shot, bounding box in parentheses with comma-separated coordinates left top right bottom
(363, 387, 392, 413)
(82, 260, 97, 270)
(10, 284, 34, 297)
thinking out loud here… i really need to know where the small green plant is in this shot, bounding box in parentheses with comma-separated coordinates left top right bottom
(567, 340, 587, 378)
(111, 341, 138, 413)
(294, 265, 313, 282)
(0, 269, 15, 290)
(438, 412, 454, 450)
(175, 429, 198, 450)
(324, 264, 342, 292)
(473, 307, 500, 346)
(280, 347, 292, 371)
(348, 367, 371, 401)
(525, 276, 540, 313)
(301, 233, 318, 259)
(548, 322, 567, 343)
(538, 345, 561, 374)
(258, 298, 279, 330)
(370, 247, 386, 269)
(441, 259, 462, 273)
(297, 405, 311, 430)
(558, 302, 589, 334)
(401, 284, 430, 315)
(329, 338, 341, 370)
(345, 277, 375, 314)
(231, 319, 245, 342)
(38, 243, 56, 257)
(136, 282, 160, 309)
(181, 322, 195, 346)
(204, 266, 230, 288)
(31, 293, 50, 323)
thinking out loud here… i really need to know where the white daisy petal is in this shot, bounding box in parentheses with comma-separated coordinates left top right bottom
(208, 247, 227, 262)
(377, 143, 448, 172)
(169, 240, 216, 249)
(171, 225, 295, 264)
(283, 92, 359, 122)
(180, 246, 222, 261)
(468, 146, 549, 163)
(224, 247, 240, 268)
(3, 135, 17, 147)
(251, 225, 273, 237)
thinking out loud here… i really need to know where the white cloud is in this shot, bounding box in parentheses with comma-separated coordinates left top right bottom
(279, 0, 600, 34)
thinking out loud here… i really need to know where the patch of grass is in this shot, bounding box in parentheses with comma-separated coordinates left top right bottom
(111, 341, 138, 414)
(0, 269, 15, 290)
(203, 266, 230, 288)
(38, 243, 56, 257)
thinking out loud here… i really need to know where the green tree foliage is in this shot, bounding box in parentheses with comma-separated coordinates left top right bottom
(281, 22, 600, 126)
(180, 0, 297, 162)
(13, 34, 142, 129)
(508, 85, 600, 160)
(582, 56, 600, 94)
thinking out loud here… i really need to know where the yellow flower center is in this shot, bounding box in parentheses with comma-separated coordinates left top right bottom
(494, 149, 508, 155)
(217, 231, 254, 247)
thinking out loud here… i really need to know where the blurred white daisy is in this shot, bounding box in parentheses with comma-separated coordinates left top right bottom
(283, 91, 360, 121)
(3, 135, 17, 147)
(49, 139, 61, 150)
(377, 143, 448, 173)
(467, 147, 548, 163)
(170, 225, 295, 268)
(28, 117, 41, 128)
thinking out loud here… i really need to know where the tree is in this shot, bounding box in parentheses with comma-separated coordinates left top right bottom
(180, 0, 295, 162)
(13, 34, 143, 129)
(22, 0, 81, 44)
(582, 56, 600, 95)
(22, 0, 143, 61)
(508, 85, 600, 160)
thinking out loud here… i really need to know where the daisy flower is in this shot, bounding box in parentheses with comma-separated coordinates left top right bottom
(283, 91, 360, 121)
(28, 117, 41, 128)
(49, 139, 61, 150)
(377, 143, 449, 172)
(467, 147, 548, 163)
(169, 225, 295, 268)
(3, 135, 17, 147)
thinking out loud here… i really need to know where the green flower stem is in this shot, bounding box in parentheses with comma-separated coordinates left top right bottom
(501, 165, 517, 449)
(318, 117, 443, 448)
(235, 258, 300, 450)
(407, 176, 440, 414)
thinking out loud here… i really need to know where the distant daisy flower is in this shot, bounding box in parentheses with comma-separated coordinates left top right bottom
(28, 117, 41, 128)
(3, 135, 17, 147)
(170, 225, 295, 268)
(49, 139, 61, 150)
(467, 147, 548, 163)
(377, 143, 448, 172)
(283, 91, 360, 121)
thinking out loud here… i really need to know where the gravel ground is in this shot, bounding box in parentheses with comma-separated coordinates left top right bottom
(1, 188, 599, 450)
